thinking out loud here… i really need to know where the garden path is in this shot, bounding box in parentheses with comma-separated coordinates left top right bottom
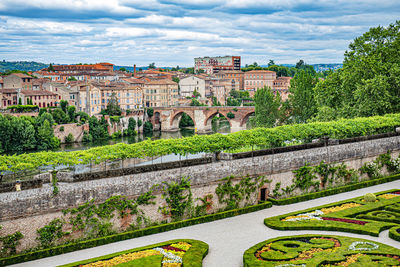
(11, 180, 400, 267)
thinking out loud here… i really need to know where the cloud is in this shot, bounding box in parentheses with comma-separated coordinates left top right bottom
(0, 0, 398, 65)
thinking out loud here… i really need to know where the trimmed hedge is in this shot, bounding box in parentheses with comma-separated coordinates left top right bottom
(269, 173, 400, 205)
(59, 239, 208, 267)
(243, 234, 400, 267)
(264, 189, 400, 237)
(389, 226, 400, 242)
(0, 201, 271, 266)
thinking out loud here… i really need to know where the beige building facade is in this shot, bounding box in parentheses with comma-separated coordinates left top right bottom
(144, 79, 178, 107)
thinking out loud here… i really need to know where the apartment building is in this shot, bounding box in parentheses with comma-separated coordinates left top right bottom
(214, 70, 244, 91)
(244, 70, 277, 96)
(21, 90, 59, 107)
(273, 76, 292, 101)
(99, 82, 143, 111)
(194, 56, 241, 74)
(144, 79, 178, 107)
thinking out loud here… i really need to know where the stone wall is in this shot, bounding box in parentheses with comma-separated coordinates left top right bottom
(54, 123, 88, 143)
(1, 134, 399, 223)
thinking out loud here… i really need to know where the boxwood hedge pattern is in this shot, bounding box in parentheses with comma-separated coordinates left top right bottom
(59, 239, 208, 267)
(243, 234, 400, 267)
(264, 189, 400, 239)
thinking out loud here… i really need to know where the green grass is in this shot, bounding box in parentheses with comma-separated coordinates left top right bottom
(264, 189, 400, 239)
(243, 234, 400, 266)
(59, 239, 208, 267)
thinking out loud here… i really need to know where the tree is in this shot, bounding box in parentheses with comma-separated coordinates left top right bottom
(52, 108, 69, 124)
(67, 106, 76, 122)
(18, 98, 22, 105)
(227, 112, 235, 119)
(103, 93, 122, 116)
(314, 21, 400, 119)
(137, 119, 143, 129)
(252, 86, 281, 128)
(60, 100, 68, 113)
(47, 63, 54, 72)
(147, 107, 154, 117)
(295, 60, 305, 69)
(288, 70, 318, 123)
(36, 120, 59, 150)
(119, 67, 126, 72)
(179, 113, 194, 128)
(127, 117, 136, 135)
(148, 63, 156, 69)
(37, 112, 55, 126)
(143, 121, 153, 134)
(268, 60, 275, 67)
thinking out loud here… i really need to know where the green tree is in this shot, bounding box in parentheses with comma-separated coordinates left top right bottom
(67, 106, 76, 122)
(288, 70, 318, 123)
(147, 107, 154, 117)
(59, 100, 68, 113)
(67, 77, 77, 81)
(179, 113, 194, 128)
(127, 117, 136, 135)
(119, 67, 126, 72)
(36, 120, 60, 150)
(37, 112, 55, 126)
(148, 62, 156, 69)
(76, 111, 89, 122)
(137, 119, 143, 128)
(47, 63, 54, 72)
(52, 108, 69, 124)
(143, 121, 153, 134)
(103, 93, 121, 116)
(252, 86, 281, 128)
(315, 21, 400, 119)
(268, 59, 275, 67)
(18, 98, 22, 105)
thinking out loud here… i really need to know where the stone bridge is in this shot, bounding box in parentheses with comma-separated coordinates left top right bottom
(151, 106, 255, 133)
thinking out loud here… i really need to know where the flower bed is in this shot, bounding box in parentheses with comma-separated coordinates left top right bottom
(59, 239, 208, 267)
(243, 235, 400, 267)
(265, 189, 400, 239)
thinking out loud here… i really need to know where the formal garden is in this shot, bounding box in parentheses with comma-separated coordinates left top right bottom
(59, 239, 208, 267)
(243, 235, 400, 266)
(265, 189, 400, 240)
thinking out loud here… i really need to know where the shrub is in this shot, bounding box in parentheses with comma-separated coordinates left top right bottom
(64, 133, 74, 144)
(143, 121, 153, 134)
(227, 112, 235, 119)
(59, 126, 64, 132)
(364, 193, 376, 202)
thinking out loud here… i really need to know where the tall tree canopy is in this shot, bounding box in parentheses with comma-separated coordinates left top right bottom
(314, 21, 400, 119)
(251, 86, 281, 128)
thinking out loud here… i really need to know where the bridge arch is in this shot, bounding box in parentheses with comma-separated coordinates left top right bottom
(170, 111, 196, 129)
(204, 111, 232, 129)
(240, 111, 255, 127)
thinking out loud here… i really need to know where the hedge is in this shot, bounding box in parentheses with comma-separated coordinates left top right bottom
(243, 234, 400, 267)
(0, 201, 271, 266)
(264, 189, 400, 237)
(269, 173, 400, 205)
(2, 113, 400, 172)
(389, 226, 400, 242)
(59, 239, 208, 267)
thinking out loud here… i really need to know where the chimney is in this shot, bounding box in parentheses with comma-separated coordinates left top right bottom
(133, 64, 137, 78)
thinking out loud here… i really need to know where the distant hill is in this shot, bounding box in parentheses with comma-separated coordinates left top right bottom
(0, 61, 48, 72)
(257, 63, 343, 72)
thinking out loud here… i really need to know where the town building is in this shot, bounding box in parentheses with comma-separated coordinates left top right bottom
(144, 79, 178, 107)
(21, 90, 59, 108)
(244, 70, 277, 97)
(194, 56, 241, 74)
(50, 62, 114, 73)
(3, 73, 33, 90)
(272, 77, 292, 101)
(214, 70, 244, 91)
(179, 76, 207, 98)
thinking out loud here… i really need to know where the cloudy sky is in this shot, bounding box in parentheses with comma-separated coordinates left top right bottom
(0, 0, 398, 67)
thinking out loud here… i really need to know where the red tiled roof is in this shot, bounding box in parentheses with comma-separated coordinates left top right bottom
(145, 79, 177, 85)
(9, 73, 32, 78)
(20, 90, 57, 96)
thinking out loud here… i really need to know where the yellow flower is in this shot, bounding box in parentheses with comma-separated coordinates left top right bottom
(320, 203, 361, 214)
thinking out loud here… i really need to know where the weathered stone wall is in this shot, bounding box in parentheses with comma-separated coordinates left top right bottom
(1, 134, 399, 223)
(54, 123, 88, 143)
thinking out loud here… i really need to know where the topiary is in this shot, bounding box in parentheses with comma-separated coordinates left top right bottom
(364, 193, 376, 202)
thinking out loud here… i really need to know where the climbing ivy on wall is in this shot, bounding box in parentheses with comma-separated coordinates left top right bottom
(215, 175, 270, 210)
(159, 177, 193, 220)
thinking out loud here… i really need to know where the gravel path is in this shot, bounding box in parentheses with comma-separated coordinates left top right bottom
(11, 180, 400, 267)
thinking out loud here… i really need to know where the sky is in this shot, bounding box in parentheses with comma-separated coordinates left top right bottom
(0, 0, 399, 67)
